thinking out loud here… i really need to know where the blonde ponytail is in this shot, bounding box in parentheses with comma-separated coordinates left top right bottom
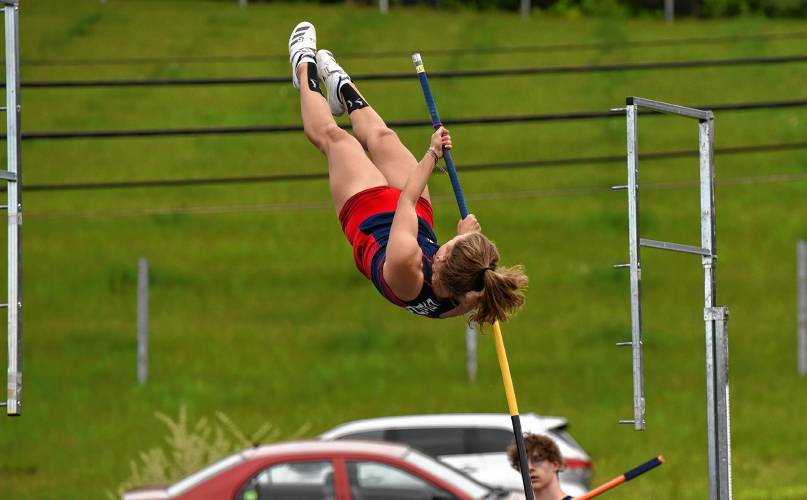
(471, 264, 528, 324)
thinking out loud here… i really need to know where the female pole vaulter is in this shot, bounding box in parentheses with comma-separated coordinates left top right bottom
(289, 21, 527, 321)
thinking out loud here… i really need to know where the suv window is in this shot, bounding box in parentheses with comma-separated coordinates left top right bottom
(387, 428, 468, 456)
(340, 430, 385, 441)
(472, 428, 515, 454)
(551, 429, 582, 449)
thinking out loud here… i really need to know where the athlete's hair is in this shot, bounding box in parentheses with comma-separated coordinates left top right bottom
(507, 433, 565, 472)
(440, 232, 528, 324)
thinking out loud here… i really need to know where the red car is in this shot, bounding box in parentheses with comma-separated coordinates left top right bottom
(123, 440, 522, 500)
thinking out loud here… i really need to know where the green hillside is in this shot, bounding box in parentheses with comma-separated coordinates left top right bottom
(1, 1, 806, 498)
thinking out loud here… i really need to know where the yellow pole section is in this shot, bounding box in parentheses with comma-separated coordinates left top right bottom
(492, 320, 519, 416)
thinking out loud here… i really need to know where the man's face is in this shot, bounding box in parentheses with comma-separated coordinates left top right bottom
(528, 454, 560, 491)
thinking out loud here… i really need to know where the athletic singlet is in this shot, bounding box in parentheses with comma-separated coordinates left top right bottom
(339, 186, 457, 319)
(360, 212, 457, 318)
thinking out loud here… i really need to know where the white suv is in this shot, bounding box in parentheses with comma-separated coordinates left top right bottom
(320, 413, 592, 497)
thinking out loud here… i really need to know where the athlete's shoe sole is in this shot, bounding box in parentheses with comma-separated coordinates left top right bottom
(316, 49, 352, 116)
(288, 21, 317, 90)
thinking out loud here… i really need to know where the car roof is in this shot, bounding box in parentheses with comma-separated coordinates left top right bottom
(320, 412, 566, 437)
(241, 439, 413, 460)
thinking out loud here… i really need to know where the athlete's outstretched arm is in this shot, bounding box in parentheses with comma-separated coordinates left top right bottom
(384, 128, 452, 300)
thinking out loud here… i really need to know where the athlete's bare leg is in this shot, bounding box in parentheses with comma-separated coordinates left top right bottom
(343, 83, 430, 202)
(298, 64, 387, 213)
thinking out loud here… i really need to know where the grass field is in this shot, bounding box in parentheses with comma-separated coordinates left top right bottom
(1, 0, 806, 498)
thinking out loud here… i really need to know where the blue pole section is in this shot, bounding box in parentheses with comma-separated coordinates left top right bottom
(624, 455, 664, 481)
(412, 53, 469, 219)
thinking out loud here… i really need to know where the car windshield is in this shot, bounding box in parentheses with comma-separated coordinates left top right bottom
(403, 448, 492, 498)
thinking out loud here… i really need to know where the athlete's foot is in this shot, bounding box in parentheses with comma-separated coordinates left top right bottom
(288, 21, 317, 90)
(316, 49, 354, 116)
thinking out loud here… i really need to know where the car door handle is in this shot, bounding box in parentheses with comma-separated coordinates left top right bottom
(460, 466, 477, 474)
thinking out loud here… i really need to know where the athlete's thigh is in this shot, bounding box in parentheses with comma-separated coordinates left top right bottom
(368, 136, 430, 201)
(326, 139, 388, 214)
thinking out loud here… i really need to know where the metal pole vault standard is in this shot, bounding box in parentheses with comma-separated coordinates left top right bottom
(617, 97, 732, 500)
(412, 53, 534, 500)
(2, 0, 22, 417)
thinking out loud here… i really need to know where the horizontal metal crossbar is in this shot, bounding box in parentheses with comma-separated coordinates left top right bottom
(0, 402, 6, 407)
(627, 97, 713, 120)
(0, 171, 17, 181)
(640, 238, 712, 256)
(2, 1, 17, 7)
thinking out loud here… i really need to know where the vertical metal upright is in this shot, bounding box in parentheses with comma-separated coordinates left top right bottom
(466, 322, 477, 383)
(699, 114, 732, 500)
(614, 103, 645, 430)
(2, 0, 22, 417)
(617, 97, 732, 499)
(137, 258, 149, 385)
(798, 240, 806, 376)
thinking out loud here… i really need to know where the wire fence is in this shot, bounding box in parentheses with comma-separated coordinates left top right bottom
(12, 54, 807, 89)
(25, 172, 807, 220)
(15, 31, 807, 66)
(16, 41, 807, 207)
(13, 98, 807, 141)
(22, 140, 807, 192)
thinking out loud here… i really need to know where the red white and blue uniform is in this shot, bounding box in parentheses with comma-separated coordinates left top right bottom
(339, 186, 458, 319)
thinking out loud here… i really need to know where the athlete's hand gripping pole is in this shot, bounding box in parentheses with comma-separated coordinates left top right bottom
(573, 456, 665, 500)
(412, 53, 534, 500)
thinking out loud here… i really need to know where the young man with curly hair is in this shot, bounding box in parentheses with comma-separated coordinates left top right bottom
(507, 433, 572, 500)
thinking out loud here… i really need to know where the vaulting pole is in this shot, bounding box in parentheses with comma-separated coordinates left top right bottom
(574, 456, 664, 500)
(412, 53, 534, 500)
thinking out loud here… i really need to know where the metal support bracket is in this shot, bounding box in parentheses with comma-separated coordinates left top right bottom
(705, 307, 729, 322)
(641, 238, 713, 257)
